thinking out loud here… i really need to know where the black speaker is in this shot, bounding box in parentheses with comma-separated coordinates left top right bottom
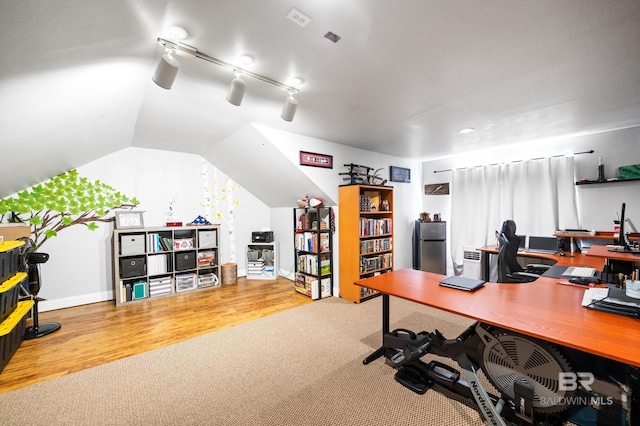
(557, 238, 565, 252)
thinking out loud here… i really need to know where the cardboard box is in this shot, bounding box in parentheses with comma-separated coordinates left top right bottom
(0, 224, 30, 242)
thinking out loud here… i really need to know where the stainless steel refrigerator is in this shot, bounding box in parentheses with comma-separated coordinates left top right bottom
(412, 221, 447, 274)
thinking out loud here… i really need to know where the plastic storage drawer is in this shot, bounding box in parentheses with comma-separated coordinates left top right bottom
(0, 300, 34, 373)
(0, 272, 27, 324)
(0, 241, 24, 284)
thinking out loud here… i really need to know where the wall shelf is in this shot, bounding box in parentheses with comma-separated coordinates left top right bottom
(576, 178, 640, 186)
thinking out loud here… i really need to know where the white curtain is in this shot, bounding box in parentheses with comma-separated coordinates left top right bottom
(450, 155, 579, 274)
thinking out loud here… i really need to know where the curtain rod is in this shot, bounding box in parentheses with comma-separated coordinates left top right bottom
(433, 150, 594, 173)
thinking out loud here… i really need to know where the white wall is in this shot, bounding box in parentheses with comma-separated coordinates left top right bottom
(421, 126, 640, 267)
(256, 126, 422, 294)
(25, 134, 423, 310)
(34, 147, 270, 311)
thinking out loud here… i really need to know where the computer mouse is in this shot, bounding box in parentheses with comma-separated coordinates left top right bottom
(557, 252, 566, 257)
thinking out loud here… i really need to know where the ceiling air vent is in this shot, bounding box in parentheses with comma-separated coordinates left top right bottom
(324, 31, 341, 43)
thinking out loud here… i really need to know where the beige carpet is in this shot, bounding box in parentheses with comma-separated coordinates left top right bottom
(0, 296, 486, 425)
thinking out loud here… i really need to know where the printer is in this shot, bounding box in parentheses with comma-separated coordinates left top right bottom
(252, 231, 274, 243)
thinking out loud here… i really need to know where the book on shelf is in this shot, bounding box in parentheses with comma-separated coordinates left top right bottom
(147, 233, 173, 253)
(147, 254, 169, 275)
(319, 233, 330, 252)
(359, 218, 393, 236)
(360, 237, 392, 254)
(360, 253, 393, 273)
(294, 274, 331, 299)
(197, 250, 216, 267)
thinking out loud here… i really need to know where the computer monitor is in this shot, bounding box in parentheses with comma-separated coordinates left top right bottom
(616, 202, 631, 250)
(515, 234, 526, 250)
(528, 236, 558, 253)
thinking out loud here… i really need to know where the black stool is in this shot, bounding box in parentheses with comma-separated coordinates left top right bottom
(19, 239, 61, 339)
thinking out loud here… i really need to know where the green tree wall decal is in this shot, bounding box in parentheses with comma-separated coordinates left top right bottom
(0, 169, 139, 249)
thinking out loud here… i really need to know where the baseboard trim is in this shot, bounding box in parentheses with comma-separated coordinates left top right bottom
(40, 290, 113, 312)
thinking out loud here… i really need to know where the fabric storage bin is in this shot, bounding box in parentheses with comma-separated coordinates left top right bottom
(119, 256, 146, 278)
(0, 272, 25, 324)
(0, 300, 33, 373)
(198, 230, 217, 248)
(119, 234, 145, 255)
(175, 251, 196, 271)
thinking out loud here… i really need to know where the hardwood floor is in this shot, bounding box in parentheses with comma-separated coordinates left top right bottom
(0, 277, 312, 394)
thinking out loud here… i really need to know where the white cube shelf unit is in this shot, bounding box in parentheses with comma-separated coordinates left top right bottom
(246, 241, 280, 280)
(112, 225, 220, 306)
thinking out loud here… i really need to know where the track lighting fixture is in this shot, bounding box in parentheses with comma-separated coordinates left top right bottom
(281, 92, 298, 122)
(226, 74, 246, 106)
(153, 37, 301, 121)
(152, 51, 181, 90)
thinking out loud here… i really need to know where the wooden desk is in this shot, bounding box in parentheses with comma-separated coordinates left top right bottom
(355, 268, 640, 367)
(586, 244, 640, 263)
(477, 245, 606, 281)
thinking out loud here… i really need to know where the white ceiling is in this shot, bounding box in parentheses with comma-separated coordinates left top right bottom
(1, 0, 640, 198)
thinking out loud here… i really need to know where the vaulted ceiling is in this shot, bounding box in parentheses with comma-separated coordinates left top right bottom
(1, 0, 639, 198)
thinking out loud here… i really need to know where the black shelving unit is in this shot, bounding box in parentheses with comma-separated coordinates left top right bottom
(293, 207, 333, 300)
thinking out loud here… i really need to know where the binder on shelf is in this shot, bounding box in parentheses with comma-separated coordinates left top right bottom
(132, 281, 147, 300)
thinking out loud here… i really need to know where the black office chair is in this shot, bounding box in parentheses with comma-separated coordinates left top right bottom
(497, 220, 550, 283)
(18, 238, 61, 339)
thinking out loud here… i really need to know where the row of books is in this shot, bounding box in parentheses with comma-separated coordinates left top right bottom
(294, 232, 330, 253)
(360, 253, 393, 274)
(148, 233, 173, 253)
(296, 212, 330, 231)
(360, 237, 392, 255)
(297, 254, 331, 276)
(148, 254, 171, 275)
(359, 218, 393, 236)
(360, 194, 374, 212)
(294, 273, 331, 299)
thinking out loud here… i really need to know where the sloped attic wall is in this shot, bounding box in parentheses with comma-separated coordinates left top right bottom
(204, 125, 334, 208)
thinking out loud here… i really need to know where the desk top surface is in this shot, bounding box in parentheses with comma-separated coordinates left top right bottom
(477, 245, 606, 269)
(585, 244, 640, 262)
(355, 268, 640, 367)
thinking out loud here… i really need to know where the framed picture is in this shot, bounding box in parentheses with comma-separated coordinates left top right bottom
(300, 151, 333, 169)
(390, 166, 411, 183)
(115, 211, 145, 229)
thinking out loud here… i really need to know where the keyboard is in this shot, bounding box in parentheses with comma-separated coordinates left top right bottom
(562, 266, 596, 277)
